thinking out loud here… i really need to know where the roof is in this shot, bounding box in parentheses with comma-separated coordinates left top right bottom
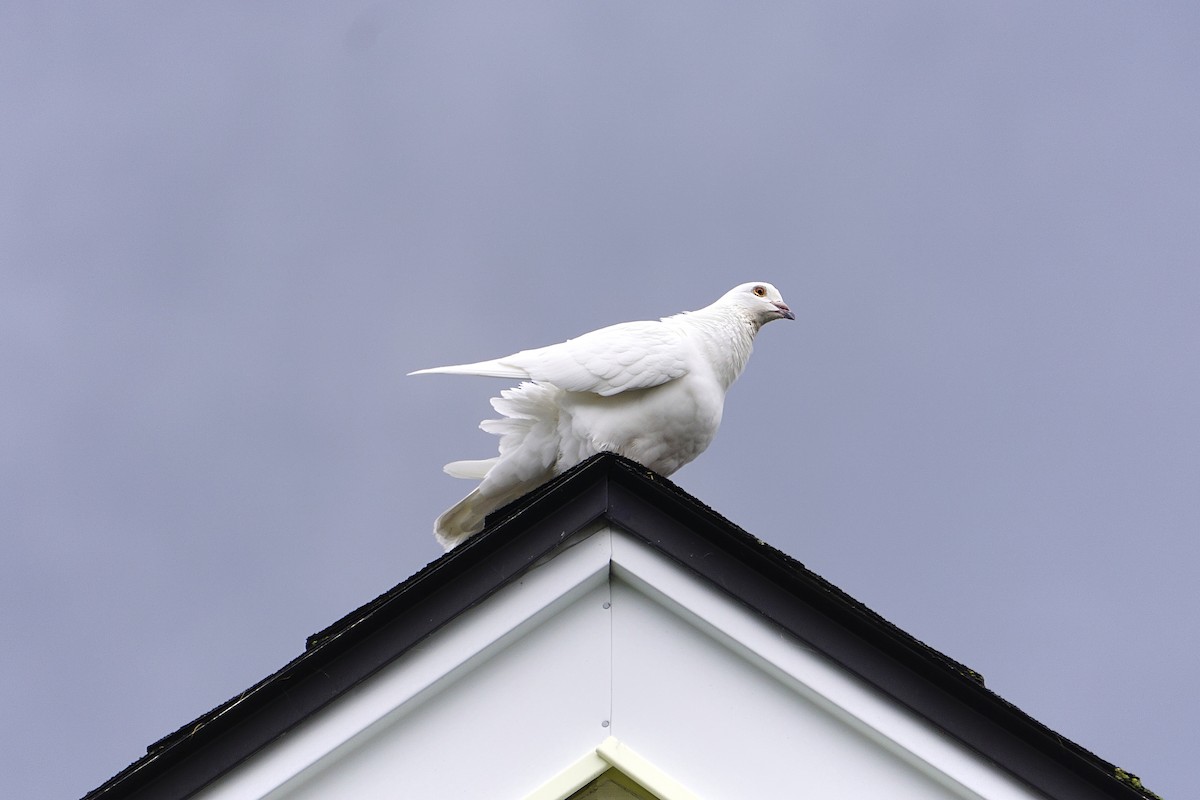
(84, 453, 1161, 800)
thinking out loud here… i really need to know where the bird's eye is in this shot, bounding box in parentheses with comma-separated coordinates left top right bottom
(752, 285, 767, 297)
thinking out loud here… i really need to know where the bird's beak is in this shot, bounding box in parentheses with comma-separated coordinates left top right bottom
(774, 301, 795, 320)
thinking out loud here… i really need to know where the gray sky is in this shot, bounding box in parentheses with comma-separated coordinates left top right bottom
(3, 3, 1197, 798)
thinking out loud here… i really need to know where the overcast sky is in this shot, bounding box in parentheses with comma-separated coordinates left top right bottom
(3, 3, 1197, 798)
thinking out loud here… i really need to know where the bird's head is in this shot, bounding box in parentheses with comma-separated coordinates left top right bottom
(722, 282, 795, 324)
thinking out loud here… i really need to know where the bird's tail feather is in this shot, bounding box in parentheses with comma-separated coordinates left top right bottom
(434, 477, 545, 550)
(481, 383, 562, 481)
(443, 458, 497, 479)
(434, 382, 563, 549)
(434, 488, 488, 550)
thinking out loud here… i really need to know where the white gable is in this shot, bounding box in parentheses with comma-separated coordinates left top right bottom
(193, 523, 1043, 799)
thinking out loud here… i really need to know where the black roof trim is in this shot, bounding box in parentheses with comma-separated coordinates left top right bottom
(84, 454, 1158, 800)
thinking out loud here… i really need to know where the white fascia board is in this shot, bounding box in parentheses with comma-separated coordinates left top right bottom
(195, 521, 614, 800)
(607, 529, 1043, 800)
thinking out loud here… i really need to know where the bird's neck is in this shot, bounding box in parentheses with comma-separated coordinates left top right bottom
(674, 307, 759, 390)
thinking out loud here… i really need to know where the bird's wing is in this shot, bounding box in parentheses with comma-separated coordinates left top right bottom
(411, 320, 690, 396)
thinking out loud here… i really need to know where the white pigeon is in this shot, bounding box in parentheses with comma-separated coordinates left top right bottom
(410, 282, 794, 550)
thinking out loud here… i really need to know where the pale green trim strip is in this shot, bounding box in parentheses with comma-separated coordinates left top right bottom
(523, 736, 697, 800)
(596, 737, 698, 800)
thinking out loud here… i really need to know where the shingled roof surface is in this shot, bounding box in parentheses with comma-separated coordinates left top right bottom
(84, 453, 1161, 800)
